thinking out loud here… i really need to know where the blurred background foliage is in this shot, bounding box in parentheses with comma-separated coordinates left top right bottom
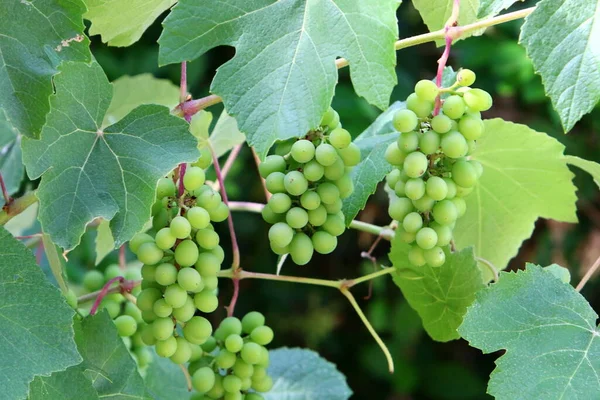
(15, 1, 600, 399)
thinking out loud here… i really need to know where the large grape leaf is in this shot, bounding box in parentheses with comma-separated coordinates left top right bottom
(21, 62, 198, 250)
(144, 350, 191, 400)
(0, 109, 23, 205)
(390, 236, 484, 342)
(520, 0, 600, 131)
(0, 227, 81, 400)
(459, 264, 600, 399)
(566, 155, 600, 190)
(84, 0, 177, 47)
(478, 0, 524, 18)
(412, 0, 480, 44)
(28, 368, 99, 400)
(265, 348, 352, 400)
(454, 119, 577, 271)
(0, 0, 91, 138)
(159, 0, 399, 157)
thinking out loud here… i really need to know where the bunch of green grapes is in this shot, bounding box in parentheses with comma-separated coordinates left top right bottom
(385, 69, 490, 268)
(187, 312, 274, 400)
(129, 166, 228, 364)
(80, 265, 152, 368)
(260, 107, 361, 265)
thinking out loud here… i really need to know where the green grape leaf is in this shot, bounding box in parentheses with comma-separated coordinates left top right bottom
(390, 237, 484, 342)
(520, 0, 600, 131)
(0, 227, 81, 400)
(189, 111, 213, 144)
(28, 368, 99, 400)
(41, 233, 69, 294)
(565, 155, 600, 190)
(94, 219, 116, 265)
(84, 0, 176, 47)
(210, 111, 246, 158)
(265, 347, 352, 400)
(413, 0, 480, 45)
(74, 312, 150, 399)
(478, 0, 524, 18)
(144, 350, 191, 400)
(454, 119, 577, 271)
(21, 62, 198, 250)
(459, 264, 600, 399)
(159, 0, 399, 157)
(104, 74, 180, 127)
(0, 109, 23, 204)
(0, 0, 91, 138)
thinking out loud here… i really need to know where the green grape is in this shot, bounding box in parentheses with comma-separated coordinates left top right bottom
(290, 139, 316, 163)
(268, 193, 292, 214)
(289, 232, 314, 265)
(129, 233, 154, 254)
(316, 182, 340, 206)
(431, 114, 452, 134)
(137, 242, 164, 266)
(201, 336, 217, 352)
(170, 215, 192, 239)
(124, 302, 143, 323)
(432, 200, 458, 225)
(329, 128, 352, 149)
(184, 167, 206, 192)
(284, 171, 309, 196)
(246, 393, 264, 400)
(258, 155, 286, 178)
(463, 88, 492, 112)
(223, 375, 243, 393)
(152, 317, 174, 341)
(466, 139, 477, 155)
(323, 158, 345, 181)
(452, 160, 477, 188)
(250, 325, 274, 345)
(156, 177, 176, 199)
(196, 229, 220, 250)
(164, 284, 188, 308)
(209, 245, 225, 264)
(384, 143, 406, 166)
(225, 334, 244, 353)
(155, 263, 178, 286)
(175, 239, 199, 267)
(233, 359, 255, 379)
(393, 109, 419, 133)
(415, 79, 439, 102)
(184, 316, 213, 344)
(315, 143, 338, 166)
(220, 316, 243, 336)
(194, 291, 219, 313)
(412, 195, 435, 212)
(124, 265, 142, 281)
(271, 240, 290, 256)
(253, 366, 267, 380)
(208, 202, 229, 222)
(241, 342, 263, 365)
(257, 346, 270, 368)
(397, 131, 419, 153)
(155, 336, 178, 358)
(203, 276, 219, 291)
(458, 116, 484, 140)
(196, 188, 222, 210)
(137, 288, 162, 312)
(140, 323, 157, 346)
(300, 191, 321, 210)
(307, 206, 328, 226)
(405, 178, 425, 201)
(397, 227, 416, 244)
(440, 131, 468, 159)
(312, 231, 337, 254)
(322, 214, 345, 237)
(320, 107, 336, 126)
(442, 95, 466, 119)
(286, 207, 309, 229)
(153, 298, 173, 318)
(334, 174, 353, 199)
(192, 367, 216, 394)
(252, 375, 274, 392)
(265, 171, 286, 193)
(470, 160, 483, 178)
(152, 209, 169, 230)
(403, 151, 428, 178)
(402, 212, 423, 233)
(425, 176, 448, 201)
(408, 245, 426, 266)
(424, 246, 446, 267)
(187, 207, 211, 230)
(114, 315, 137, 337)
(430, 222, 452, 246)
(105, 291, 124, 304)
(386, 169, 401, 188)
(103, 264, 123, 283)
(323, 198, 343, 214)
(451, 197, 467, 218)
(242, 311, 265, 334)
(154, 228, 175, 250)
(99, 299, 119, 319)
(415, 227, 438, 250)
(83, 270, 105, 292)
(303, 160, 325, 181)
(443, 178, 457, 199)
(261, 204, 284, 224)
(457, 69, 476, 86)
(173, 296, 197, 322)
(388, 197, 414, 221)
(419, 131, 440, 155)
(135, 347, 153, 367)
(406, 93, 433, 118)
(394, 180, 406, 197)
(216, 349, 237, 369)
(192, 148, 212, 170)
(337, 143, 361, 166)
(170, 337, 192, 364)
(268, 222, 294, 248)
(178, 267, 203, 292)
(141, 309, 158, 323)
(455, 184, 473, 198)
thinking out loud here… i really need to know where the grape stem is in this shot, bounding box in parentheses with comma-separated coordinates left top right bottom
(178, 364, 193, 392)
(213, 144, 244, 192)
(78, 279, 141, 305)
(0, 172, 12, 206)
(251, 147, 271, 201)
(433, 0, 460, 116)
(226, 277, 240, 317)
(576, 254, 600, 292)
(476, 256, 499, 282)
(90, 277, 125, 315)
(119, 245, 126, 271)
(180, 62, 188, 104)
(0, 190, 38, 225)
(174, 7, 536, 117)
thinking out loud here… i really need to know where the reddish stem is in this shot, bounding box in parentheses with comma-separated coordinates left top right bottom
(178, 163, 187, 197)
(119, 245, 126, 271)
(90, 276, 124, 315)
(16, 233, 42, 240)
(221, 144, 243, 181)
(180, 62, 188, 104)
(226, 277, 240, 317)
(0, 172, 12, 206)
(35, 241, 44, 265)
(251, 147, 271, 201)
(433, 0, 460, 116)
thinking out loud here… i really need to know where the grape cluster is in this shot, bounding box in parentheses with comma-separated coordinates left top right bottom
(187, 312, 274, 400)
(260, 107, 360, 265)
(129, 167, 228, 363)
(80, 265, 151, 368)
(385, 69, 490, 268)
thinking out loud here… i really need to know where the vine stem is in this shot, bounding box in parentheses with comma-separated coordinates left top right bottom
(78, 279, 141, 304)
(433, 0, 460, 115)
(476, 256, 499, 282)
(0, 172, 11, 206)
(90, 277, 125, 315)
(251, 147, 271, 201)
(177, 7, 535, 117)
(119, 245, 126, 271)
(213, 144, 243, 192)
(179, 365, 193, 392)
(180, 62, 188, 104)
(576, 254, 600, 291)
(0, 191, 38, 225)
(226, 278, 240, 317)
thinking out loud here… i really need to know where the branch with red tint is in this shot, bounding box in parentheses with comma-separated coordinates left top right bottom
(213, 144, 244, 192)
(251, 147, 271, 201)
(226, 277, 240, 317)
(87, 277, 141, 314)
(0, 172, 11, 206)
(433, 0, 461, 116)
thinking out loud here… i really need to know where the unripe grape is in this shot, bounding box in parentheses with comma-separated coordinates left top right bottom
(129, 233, 154, 254)
(394, 180, 406, 197)
(169, 337, 192, 364)
(457, 69, 476, 86)
(442, 95, 466, 119)
(250, 325, 274, 345)
(303, 160, 325, 181)
(184, 316, 212, 344)
(253, 375, 274, 393)
(406, 93, 433, 118)
(325, 108, 340, 130)
(155, 336, 177, 357)
(194, 147, 213, 169)
(329, 128, 352, 149)
(388, 197, 414, 221)
(270, 241, 289, 255)
(286, 207, 309, 229)
(178, 267, 203, 292)
(242, 311, 265, 334)
(424, 246, 446, 267)
(431, 114, 452, 134)
(137, 288, 162, 312)
(268, 193, 292, 214)
(196, 229, 220, 250)
(452, 160, 477, 188)
(183, 166, 206, 192)
(114, 315, 137, 337)
(175, 239, 199, 267)
(152, 317, 174, 341)
(416, 227, 438, 250)
(408, 245, 426, 267)
(403, 152, 428, 178)
(216, 349, 237, 369)
(83, 270, 105, 292)
(470, 160, 483, 178)
(415, 79, 439, 102)
(201, 336, 217, 353)
(312, 231, 337, 254)
(300, 191, 321, 210)
(320, 107, 336, 126)
(397, 132, 419, 153)
(315, 143, 338, 166)
(196, 188, 221, 210)
(233, 358, 255, 379)
(432, 200, 458, 225)
(101, 299, 120, 319)
(268, 222, 294, 248)
(261, 204, 283, 224)
(153, 298, 173, 318)
(186, 207, 211, 229)
(194, 291, 219, 313)
(289, 232, 314, 265)
(419, 131, 440, 155)
(225, 334, 244, 353)
(164, 284, 188, 308)
(399, 227, 416, 244)
(209, 245, 225, 263)
(155, 263, 178, 286)
(152, 209, 169, 230)
(241, 342, 263, 364)
(384, 143, 405, 166)
(316, 182, 340, 205)
(443, 178, 457, 199)
(141, 309, 158, 323)
(104, 264, 123, 283)
(405, 178, 425, 201)
(208, 202, 229, 222)
(223, 375, 243, 393)
(322, 214, 345, 237)
(192, 367, 216, 394)
(124, 302, 143, 323)
(154, 228, 176, 250)
(156, 177, 176, 199)
(337, 143, 361, 166)
(140, 324, 157, 345)
(393, 109, 419, 133)
(451, 197, 467, 218)
(412, 195, 435, 212)
(335, 174, 354, 199)
(170, 216, 192, 239)
(441, 131, 468, 159)
(464, 88, 493, 112)
(265, 171, 286, 193)
(284, 171, 308, 196)
(386, 169, 401, 188)
(403, 212, 423, 233)
(307, 206, 328, 226)
(258, 155, 286, 178)
(291, 139, 316, 163)
(219, 317, 243, 337)
(455, 184, 474, 198)
(137, 242, 164, 265)
(431, 222, 453, 247)
(426, 176, 448, 201)
(458, 116, 484, 140)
